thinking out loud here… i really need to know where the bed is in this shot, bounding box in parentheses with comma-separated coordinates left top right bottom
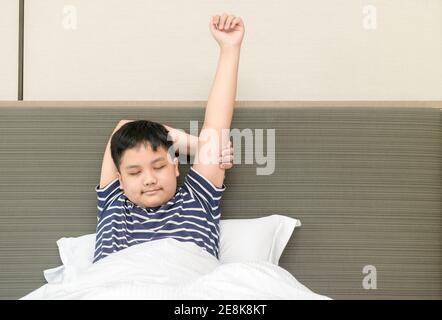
(0, 101, 440, 299)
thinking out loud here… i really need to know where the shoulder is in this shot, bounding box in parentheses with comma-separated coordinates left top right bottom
(95, 178, 126, 216)
(95, 178, 121, 197)
(181, 167, 226, 205)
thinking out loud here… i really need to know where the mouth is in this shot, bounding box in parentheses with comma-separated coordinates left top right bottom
(142, 188, 161, 195)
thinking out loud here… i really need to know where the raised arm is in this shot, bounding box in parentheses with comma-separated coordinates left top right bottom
(99, 120, 133, 189)
(192, 14, 245, 188)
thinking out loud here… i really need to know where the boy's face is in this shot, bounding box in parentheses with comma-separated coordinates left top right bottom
(117, 143, 179, 209)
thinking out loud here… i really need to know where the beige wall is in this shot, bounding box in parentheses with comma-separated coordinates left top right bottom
(18, 0, 442, 100)
(0, 0, 18, 100)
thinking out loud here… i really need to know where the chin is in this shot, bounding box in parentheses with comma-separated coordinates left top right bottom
(143, 198, 165, 208)
(134, 192, 173, 209)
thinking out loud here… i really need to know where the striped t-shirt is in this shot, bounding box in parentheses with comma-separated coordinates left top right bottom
(93, 167, 226, 263)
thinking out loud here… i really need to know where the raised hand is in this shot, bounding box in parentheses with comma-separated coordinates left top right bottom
(219, 140, 234, 169)
(209, 13, 245, 49)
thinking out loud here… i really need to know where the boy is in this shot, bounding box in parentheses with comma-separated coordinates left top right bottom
(93, 13, 245, 263)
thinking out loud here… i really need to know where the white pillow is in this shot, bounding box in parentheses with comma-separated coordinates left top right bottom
(57, 233, 96, 272)
(43, 233, 96, 283)
(219, 215, 301, 265)
(44, 215, 301, 283)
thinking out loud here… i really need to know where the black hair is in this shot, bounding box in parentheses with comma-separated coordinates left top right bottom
(110, 120, 175, 173)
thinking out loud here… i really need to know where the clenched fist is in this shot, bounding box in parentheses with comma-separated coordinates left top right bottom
(209, 13, 245, 49)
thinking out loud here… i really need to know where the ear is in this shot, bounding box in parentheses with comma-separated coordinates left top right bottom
(117, 171, 124, 191)
(173, 157, 180, 178)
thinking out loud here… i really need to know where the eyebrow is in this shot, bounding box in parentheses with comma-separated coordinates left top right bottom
(125, 157, 166, 170)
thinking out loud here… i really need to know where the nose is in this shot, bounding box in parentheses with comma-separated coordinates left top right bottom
(142, 171, 157, 186)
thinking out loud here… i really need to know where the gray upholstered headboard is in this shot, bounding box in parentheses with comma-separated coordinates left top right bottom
(0, 102, 440, 300)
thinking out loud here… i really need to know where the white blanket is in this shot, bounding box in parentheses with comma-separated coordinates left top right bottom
(21, 238, 331, 300)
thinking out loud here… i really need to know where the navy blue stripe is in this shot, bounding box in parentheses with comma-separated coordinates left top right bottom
(97, 207, 218, 236)
(96, 220, 218, 244)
